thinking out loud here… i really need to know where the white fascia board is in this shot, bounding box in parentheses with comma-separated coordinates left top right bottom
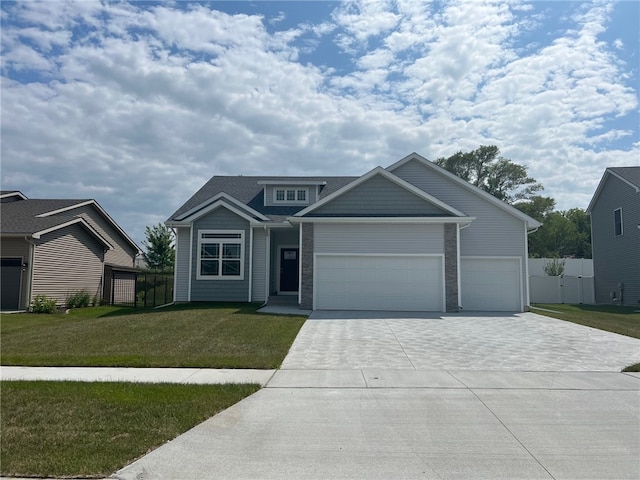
(381, 169, 467, 217)
(609, 169, 640, 192)
(35, 200, 95, 217)
(586, 169, 640, 214)
(293, 166, 465, 218)
(174, 193, 269, 222)
(172, 199, 265, 226)
(33, 218, 113, 250)
(257, 180, 327, 186)
(287, 216, 475, 225)
(387, 153, 542, 230)
(0, 191, 28, 200)
(36, 199, 141, 253)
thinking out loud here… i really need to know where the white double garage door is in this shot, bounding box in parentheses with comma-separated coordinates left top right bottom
(314, 255, 522, 312)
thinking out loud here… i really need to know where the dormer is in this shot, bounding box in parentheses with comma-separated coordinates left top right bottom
(257, 180, 327, 207)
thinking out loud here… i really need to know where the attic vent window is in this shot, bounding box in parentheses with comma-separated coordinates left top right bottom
(274, 188, 308, 204)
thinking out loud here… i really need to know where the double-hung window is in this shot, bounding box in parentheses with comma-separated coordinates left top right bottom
(197, 230, 244, 280)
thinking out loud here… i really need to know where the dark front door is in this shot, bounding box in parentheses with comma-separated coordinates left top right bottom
(279, 248, 299, 292)
(1, 258, 23, 310)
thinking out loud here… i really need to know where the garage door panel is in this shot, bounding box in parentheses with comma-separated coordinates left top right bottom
(315, 255, 443, 311)
(461, 258, 521, 311)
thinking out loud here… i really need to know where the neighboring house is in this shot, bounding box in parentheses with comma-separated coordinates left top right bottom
(586, 167, 640, 305)
(0, 191, 141, 310)
(166, 153, 540, 312)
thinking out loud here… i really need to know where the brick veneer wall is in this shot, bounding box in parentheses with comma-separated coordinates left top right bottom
(300, 223, 314, 310)
(444, 223, 459, 312)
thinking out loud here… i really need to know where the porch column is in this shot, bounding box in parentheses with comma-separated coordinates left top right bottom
(444, 223, 460, 312)
(300, 223, 314, 310)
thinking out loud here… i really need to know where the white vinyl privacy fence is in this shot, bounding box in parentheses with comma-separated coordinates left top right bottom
(528, 258, 595, 304)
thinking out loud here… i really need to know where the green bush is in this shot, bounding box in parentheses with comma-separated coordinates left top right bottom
(543, 258, 566, 276)
(30, 295, 58, 314)
(66, 290, 91, 308)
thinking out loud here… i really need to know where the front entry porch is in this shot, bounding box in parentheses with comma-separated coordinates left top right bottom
(258, 295, 311, 316)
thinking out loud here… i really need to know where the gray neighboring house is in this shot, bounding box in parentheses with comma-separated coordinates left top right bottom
(166, 153, 541, 312)
(586, 167, 640, 305)
(0, 191, 141, 310)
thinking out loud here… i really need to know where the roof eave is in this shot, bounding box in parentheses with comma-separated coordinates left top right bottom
(387, 153, 543, 228)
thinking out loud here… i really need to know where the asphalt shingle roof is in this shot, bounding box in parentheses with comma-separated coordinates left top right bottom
(1, 199, 93, 235)
(168, 175, 358, 222)
(609, 167, 640, 188)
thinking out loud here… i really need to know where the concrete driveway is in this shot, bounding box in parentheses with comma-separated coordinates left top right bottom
(280, 311, 640, 371)
(115, 311, 640, 480)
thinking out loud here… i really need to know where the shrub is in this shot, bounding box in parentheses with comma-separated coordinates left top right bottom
(66, 289, 92, 308)
(544, 258, 566, 276)
(30, 295, 58, 314)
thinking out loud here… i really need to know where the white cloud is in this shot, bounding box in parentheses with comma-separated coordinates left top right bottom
(1, 0, 638, 245)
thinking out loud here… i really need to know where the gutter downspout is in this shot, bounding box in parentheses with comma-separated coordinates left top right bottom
(171, 228, 178, 304)
(24, 236, 36, 310)
(248, 227, 253, 302)
(456, 223, 471, 311)
(260, 225, 270, 307)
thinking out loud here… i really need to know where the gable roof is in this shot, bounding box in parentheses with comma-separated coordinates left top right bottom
(293, 167, 467, 218)
(0, 191, 28, 201)
(586, 166, 640, 213)
(167, 175, 357, 224)
(0, 195, 140, 253)
(387, 152, 542, 229)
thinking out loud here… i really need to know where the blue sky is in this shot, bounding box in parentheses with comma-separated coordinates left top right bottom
(1, 0, 638, 247)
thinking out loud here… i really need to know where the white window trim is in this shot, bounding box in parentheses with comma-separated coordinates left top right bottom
(273, 187, 309, 204)
(614, 207, 623, 237)
(196, 230, 245, 280)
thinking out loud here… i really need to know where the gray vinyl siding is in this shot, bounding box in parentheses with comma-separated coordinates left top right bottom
(58, 205, 137, 267)
(32, 224, 105, 306)
(174, 227, 191, 302)
(0, 237, 31, 309)
(251, 227, 267, 302)
(590, 175, 640, 305)
(393, 159, 529, 297)
(310, 175, 449, 217)
(264, 185, 318, 207)
(315, 223, 445, 255)
(190, 205, 250, 302)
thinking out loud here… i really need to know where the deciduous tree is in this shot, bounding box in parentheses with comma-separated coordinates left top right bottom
(435, 145, 543, 203)
(142, 224, 175, 272)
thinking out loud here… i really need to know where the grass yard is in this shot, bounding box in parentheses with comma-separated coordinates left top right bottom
(531, 303, 640, 339)
(1, 381, 260, 478)
(1, 303, 306, 368)
(532, 303, 640, 372)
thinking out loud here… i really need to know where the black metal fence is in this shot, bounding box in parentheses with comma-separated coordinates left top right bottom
(135, 273, 174, 308)
(106, 267, 173, 308)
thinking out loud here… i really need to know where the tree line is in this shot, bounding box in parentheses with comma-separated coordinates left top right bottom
(141, 145, 592, 271)
(435, 145, 591, 258)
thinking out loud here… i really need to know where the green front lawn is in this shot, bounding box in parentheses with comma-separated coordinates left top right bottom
(531, 303, 640, 339)
(1, 381, 259, 478)
(1, 303, 306, 368)
(532, 303, 640, 372)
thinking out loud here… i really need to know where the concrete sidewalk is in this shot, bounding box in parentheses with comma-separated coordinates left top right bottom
(113, 370, 640, 480)
(0, 366, 275, 386)
(112, 311, 640, 480)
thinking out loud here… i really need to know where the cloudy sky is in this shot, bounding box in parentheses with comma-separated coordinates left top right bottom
(1, 0, 638, 247)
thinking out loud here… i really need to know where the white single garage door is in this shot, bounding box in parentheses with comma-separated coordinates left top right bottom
(460, 257, 521, 311)
(315, 255, 444, 311)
